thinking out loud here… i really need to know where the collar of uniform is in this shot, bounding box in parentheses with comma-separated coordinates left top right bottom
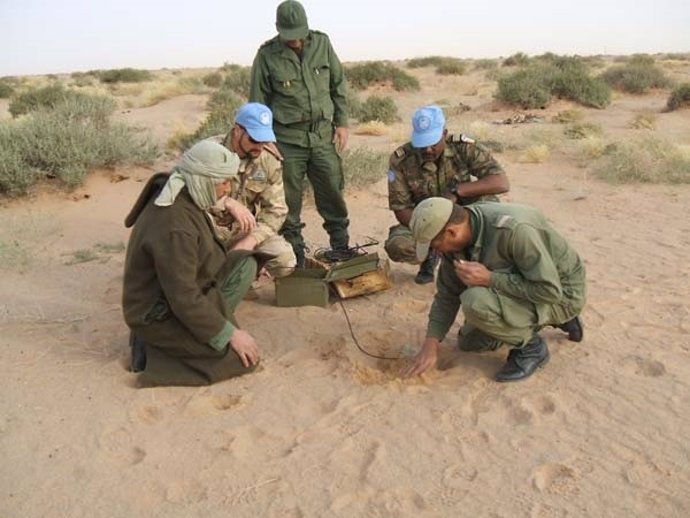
(238, 159, 250, 174)
(463, 205, 484, 262)
(277, 31, 313, 59)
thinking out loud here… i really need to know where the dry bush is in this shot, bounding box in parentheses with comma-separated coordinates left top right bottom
(628, 112, 656, 130)
(143, 77, 206, 107)
(358, 95, 399, 124)
(576, 136, 608, 160)
(354, 121, 388, 136)
(341, 147, 388, 188)
(564, 122, 603, 140)
(595, 137, 690, 184)
(552, 109, 584, 123)
(666, 83, 690, 111)
(95, 68, 152, 84)
(519, 144, 550, 163)
(347, 62, 420, 91)
(600, 61, 672, 94)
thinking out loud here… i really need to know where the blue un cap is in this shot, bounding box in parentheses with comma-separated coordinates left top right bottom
(411, 105, 446, 148)
(235, 102, 276, 143)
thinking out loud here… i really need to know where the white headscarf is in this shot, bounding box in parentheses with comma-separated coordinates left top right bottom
(155, 140, 240, 210)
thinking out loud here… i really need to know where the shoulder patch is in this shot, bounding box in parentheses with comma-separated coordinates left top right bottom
(387, 169, 396, 183)
(251, 168, 268, 182)
(394, 146, 406, 158)
(460, 134, 476, 144)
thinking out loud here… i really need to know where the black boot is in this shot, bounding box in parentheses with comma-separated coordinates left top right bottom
(322, 245, 358, 263)
(414, 251, 439, 284)
(495, 334, 549, 382)
(557, 316, 583, 342)
(129, 332, 147, 373)
(295, 247, 306, 269)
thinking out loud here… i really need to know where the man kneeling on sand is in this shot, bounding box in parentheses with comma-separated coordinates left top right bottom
(404, 198, 586, 382)
(122, 140, 270, 387)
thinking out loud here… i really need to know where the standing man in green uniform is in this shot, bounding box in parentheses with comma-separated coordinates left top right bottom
(249, 0, 350, 267)
(386, 105, 509, 284)
(403, 197, 585, 382)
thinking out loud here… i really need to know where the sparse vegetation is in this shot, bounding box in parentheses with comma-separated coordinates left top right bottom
(436, 60, 466, 76)
(9, 83, 88, 117)
(95, 68, 153, 84)
(595, 137, 690, 184)
(358, 95, 399, 124)
(341, 147, 388, 187)
(519, 144, 549, 163)
(628, 112, 656, 130)
(407, 56, 448, 68)
(180, 86, 244, 150)
(502, 52, 530, 67)
(601, 61, 672, 94)
(219, 66, 251, 98)
(552, 109, 584, 124)
(0, 93, 158, 195)
(473, 59, 498, 71)
(496, 56, 611, 109)
(347, 62, 420, 91)
(0, 81, 14, 98)
(666, 83, 690, 111)
(202, 72, 223, 88)
(564, 122, 603, 140)
(354, 121, 388, 136)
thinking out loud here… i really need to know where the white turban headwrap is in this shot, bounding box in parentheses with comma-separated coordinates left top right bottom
(155, 140, 240, 210)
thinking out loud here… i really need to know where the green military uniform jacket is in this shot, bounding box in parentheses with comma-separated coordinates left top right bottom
(388, 134, 505, 211)
(249, 30, 348, 147)
(427, 202, 586, 340)
(123, 175, 262, 385)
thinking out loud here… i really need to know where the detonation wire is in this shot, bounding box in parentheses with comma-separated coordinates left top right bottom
(336, 297, 403, 361)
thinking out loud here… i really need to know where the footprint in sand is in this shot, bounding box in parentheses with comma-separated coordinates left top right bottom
(184, 392, 242, 417)
(623, 355, 667, 378)
(164, 479, 207, 504)
(532, 463, 579, 495)
(98, 426, 146, 466)
(442, 464, 478, 487)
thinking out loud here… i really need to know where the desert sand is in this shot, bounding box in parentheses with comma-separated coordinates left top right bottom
(1, 65, 689, 518)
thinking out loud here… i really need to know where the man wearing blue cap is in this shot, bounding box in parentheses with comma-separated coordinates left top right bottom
(209, 102, 296, 279)
(403, 197, 586, 382)
(249, 0, 351, 267)
(386, 105, 510, 284)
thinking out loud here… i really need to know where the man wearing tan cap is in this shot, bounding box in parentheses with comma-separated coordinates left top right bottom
(403, 198, 586, 382)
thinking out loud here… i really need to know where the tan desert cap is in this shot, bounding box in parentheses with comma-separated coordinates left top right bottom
(409, 197, 453, 261)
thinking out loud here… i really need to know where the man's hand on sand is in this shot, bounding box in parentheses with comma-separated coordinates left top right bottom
(402, 338, 439, 377)
(229, 329, 260, 368)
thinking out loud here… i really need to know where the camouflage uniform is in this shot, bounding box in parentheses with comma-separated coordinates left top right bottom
(208, 136, 296, 278)
(386, 134, 505, 264)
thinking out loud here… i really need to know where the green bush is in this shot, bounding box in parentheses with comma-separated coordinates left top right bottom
(341, 147, 388, 188)
(220, 67, 251, 97)
(436, 60, 466, 76)
(9, 84, 90, 117)
(666, 83, 690, 111)
(202, 72, 223, 88)
(0, 81, 14, 98)
(407, 56, 447, 68)
(496, 57, 611, 109)
(0, 95, 158, 195)
(181, 89, 244, 149)
(502, 52, 530, 67)
(595, 137, 690, 184)
(564, 122, 603, 139)
(96, 68, 152, 84)
(358, 95, 399, 124)
(347, 87, 363, 120)
(347, 62, 420, 91)
(473, 59, 498, 71)
(601, 62, 672, 94)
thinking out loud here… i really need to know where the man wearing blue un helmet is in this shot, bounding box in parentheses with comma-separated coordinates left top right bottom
(385, 105, 510, 284)
(208, 102, 296, 280)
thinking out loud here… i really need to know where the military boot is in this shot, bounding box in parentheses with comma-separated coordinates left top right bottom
(414, 250, 439, 284)
(495, 334, 549, 382)
(128, 332, 147, 373)
(295, 248, 306, 269)
(557, 316, 583, 342)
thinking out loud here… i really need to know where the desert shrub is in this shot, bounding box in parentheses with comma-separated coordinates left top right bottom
(202, 72, 223, 88)
(663, 53, 690, 62)
(347, 62, 420, 91)
(354, 121, 388, 136)
(495, 66, 554, 108)
(552, 109, 584, 123)
(407, 56, 447, 68)
(600, 62, 672, 94)
(96, 68, 152, 84)
(474, 59, 498, 71)
(519, 144, 549, 163)
(502, 52, 530, 67)
(220, 67, 251, 97)
(9, 84, 90, 117)
(666, 83, 690, 111)
(564, 122, 603, 139)
(595, 137, 690, 184)
(341, 147, 388, 187)
(496, 57, 611, 109)
(628, 112, 656, 130)
(180, 89, 244, 149)
(436, 60, 466, 76)
(358, 95, 399, 124)
(0, 81, 14, 98)
(346, 87, 362, 120)
(0, 95, 158, 194)
(628, 54, 656, 66)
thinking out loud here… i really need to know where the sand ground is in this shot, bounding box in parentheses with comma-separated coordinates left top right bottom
(1, 66, 689, 517)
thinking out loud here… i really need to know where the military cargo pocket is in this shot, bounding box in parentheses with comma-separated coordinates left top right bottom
(271, 66, 300, 96)
(313, 63, 330, 87)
